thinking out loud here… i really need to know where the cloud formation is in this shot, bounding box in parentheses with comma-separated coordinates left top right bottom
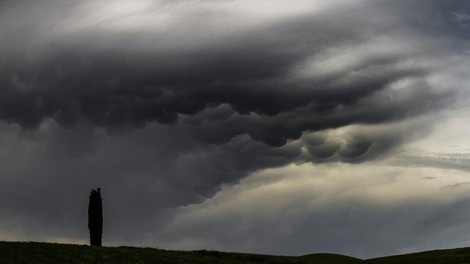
(0, 0, 456, 147)
(153, 163, 470, 258)
(0, 0, 469, 257)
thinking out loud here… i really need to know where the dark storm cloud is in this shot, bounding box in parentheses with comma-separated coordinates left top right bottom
(0, 0, 452, 150)
(0, 0, 468, 254)
(0, 120, 302, 243)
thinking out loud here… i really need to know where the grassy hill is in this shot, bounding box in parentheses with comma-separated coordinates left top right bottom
(0, 241, 469, 264)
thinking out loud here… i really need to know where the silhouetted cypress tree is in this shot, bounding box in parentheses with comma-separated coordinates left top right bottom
(88, 188, 103, 246)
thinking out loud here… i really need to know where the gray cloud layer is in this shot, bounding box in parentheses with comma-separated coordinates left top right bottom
(0, 0, 455, 145)
(0, 0, 469, 257)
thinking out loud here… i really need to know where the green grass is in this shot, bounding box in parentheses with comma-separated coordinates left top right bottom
(0, 241, 469, 264)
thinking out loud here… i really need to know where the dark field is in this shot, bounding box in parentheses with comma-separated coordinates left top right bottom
(0, 241, 469, 264)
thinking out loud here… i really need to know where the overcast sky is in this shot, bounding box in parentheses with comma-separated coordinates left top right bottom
(1, 0, 470, 259)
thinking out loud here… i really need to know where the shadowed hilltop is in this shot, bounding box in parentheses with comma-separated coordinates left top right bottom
(1, 241, 470, 264)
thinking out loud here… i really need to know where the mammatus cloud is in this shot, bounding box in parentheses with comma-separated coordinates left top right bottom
(0, 0, 469, 257)
(0, 0, 455, 148)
